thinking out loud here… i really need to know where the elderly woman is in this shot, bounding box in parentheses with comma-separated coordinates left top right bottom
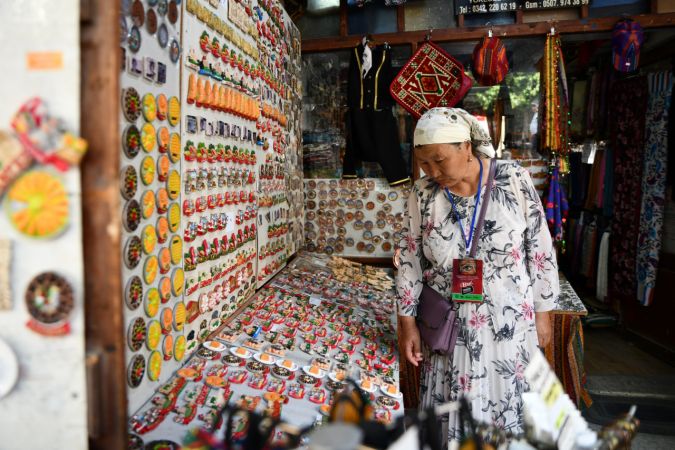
(396, 108, 558, 444)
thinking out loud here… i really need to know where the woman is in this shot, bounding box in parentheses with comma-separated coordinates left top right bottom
(396, 108, 558, 445)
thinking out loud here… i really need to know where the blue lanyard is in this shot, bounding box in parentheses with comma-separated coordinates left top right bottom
(444, 158, 483, 253)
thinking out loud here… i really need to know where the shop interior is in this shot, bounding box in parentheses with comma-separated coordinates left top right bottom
(1, 0, 675, 449)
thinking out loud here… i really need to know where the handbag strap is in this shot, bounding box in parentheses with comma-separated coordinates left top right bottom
(468, 158, 496, 258)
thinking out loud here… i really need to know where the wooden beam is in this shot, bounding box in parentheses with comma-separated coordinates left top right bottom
(397, 4, 405, 32)
(339, 0, 348, 37)
(80, 0, 127, 448)
(302, 11, 675, 53)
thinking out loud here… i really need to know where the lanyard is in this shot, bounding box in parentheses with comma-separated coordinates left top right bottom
(444, 158, 483, 254)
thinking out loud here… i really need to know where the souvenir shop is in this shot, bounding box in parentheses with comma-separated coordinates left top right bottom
(0, 0, 674, 449)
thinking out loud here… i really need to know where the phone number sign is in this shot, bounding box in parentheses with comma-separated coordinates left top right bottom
(455, 0, 589, 15)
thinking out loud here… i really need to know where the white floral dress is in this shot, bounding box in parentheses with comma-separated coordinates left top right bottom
(396, 160, 559, 445)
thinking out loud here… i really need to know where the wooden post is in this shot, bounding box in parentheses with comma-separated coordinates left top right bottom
(397, 5, 405, 32)
(340, 0, 348, 37)
(80, 0, 127, 448)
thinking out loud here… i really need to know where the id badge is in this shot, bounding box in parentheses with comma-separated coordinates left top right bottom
(451, 258, 484, 303)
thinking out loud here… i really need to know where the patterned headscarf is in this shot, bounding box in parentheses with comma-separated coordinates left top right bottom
(413, 107, 495, 158)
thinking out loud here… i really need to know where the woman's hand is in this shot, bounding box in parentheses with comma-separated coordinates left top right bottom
(535, 311, 552, 349)
(399, 316, 423, 366)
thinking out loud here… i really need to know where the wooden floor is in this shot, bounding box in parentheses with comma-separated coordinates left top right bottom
(584, 327, 675, 377)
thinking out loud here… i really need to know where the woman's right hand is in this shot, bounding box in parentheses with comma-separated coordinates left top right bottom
(399, 316, 423, 367)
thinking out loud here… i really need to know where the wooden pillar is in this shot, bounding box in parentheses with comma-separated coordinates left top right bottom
(80, 0, 127, 448)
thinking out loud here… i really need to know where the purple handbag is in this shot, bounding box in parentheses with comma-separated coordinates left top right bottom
(416, 159, 496, 355)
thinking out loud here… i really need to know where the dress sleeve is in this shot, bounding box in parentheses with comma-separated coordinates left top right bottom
(517, 167, 559, 312)
(395, 183, 425, 317)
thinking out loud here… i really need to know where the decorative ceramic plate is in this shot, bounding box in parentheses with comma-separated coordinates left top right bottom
(146, 320, 161, 350)
(141, 225, 157, 255)
(173, 301, 186, 330)
(156, 216, 169, 243)
(174, 335, 186, 361)
(144, 287, 160, 317)
(158, 276, 171, 303)
(125, 275, 143, 310)
(141, 123, 156, 153)
(140, 190, 155, 219)
(128, 317, 147, 351)
(123, 199, 141, 232)
(171, 269, 184, 297)
(158, 247, 171, 274)
(6, 171, 69, 238)
(123, 125, 142, 158)
(168, 133, 180, 162)
(142, 93, 157, 122)
(140, 156, 155, 185)
(156, 155, 170, 182)
(169, 235, 182, 265)
(127, 354, 146, 388)
(156, 94, 168, 121)
(124, 236, 142, 269)
(168, 96, 180, 126)
(168, 203, 180, 232)
(121, 165, 138, 200)
(163, 335, 174, 360)
(25, 272, 74, 324)
(203, 340, 227, 352)
(122, 87, 141, 122)
(155, 188, 169, 214)
(167, 170, 180, 199)
(147, 351, 162, 381)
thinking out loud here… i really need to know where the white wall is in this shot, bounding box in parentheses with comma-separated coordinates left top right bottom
(0, 1, 88, 448)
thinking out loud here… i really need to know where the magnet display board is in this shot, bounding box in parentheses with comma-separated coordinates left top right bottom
(0, 0, 87, 448)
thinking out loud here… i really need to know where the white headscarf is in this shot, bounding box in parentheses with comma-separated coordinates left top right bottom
(413, 107, 495, 158)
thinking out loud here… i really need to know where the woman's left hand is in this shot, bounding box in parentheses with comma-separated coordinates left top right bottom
(535, 311, 552, 349)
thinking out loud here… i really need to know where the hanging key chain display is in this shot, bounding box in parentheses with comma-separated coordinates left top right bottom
(120, 0, 185, 415)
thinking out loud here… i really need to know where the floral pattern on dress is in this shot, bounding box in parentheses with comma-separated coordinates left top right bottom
(396, 160, 559, 446)
(637, 72, 673, 306)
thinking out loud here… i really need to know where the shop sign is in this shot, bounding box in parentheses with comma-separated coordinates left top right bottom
(455, 0, 589, 15)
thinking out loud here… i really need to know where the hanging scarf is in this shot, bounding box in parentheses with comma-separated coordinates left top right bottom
(545, 163, 569, 246)
(541, 33, 570, 170)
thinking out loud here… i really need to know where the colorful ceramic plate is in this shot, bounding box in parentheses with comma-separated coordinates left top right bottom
(160, 307, 173, 333)
(158, 276, 171, 303)
(254, 353, 277, 365)
(140, 156, 155, 185)
(168, 203, 180, 232)
(380, 384, 403, 399)
(168, 133, 180, 162)
(124, 236, 142, 269)
(157, 155, 169, 182)
(203, 340, 227, 352)
(140, 190, 155, 219)
(156, 216, 169, 243)
(141, 123, 156, 153)
(141, 224, 157, 254)
(169, 235, 182, 265)
(142, 93, 157, 122)
(123, 125, 142, 158)
(128, 317, 147, 352)
(123, 199, 141, 232)
(158, 247, 171, 274)
(156, 94, 168, 121)
(24, 272, 74, 325)
(171, 268, 184, 297)
(167, 170, 180, 199)
(302, 366, 326, 379)
(127, 25, 141, 53)
(230, 347, 252, 359)
(5, 171, 69, 239)
(146, 320, 161, 350)
(143, 255, 158, 284)
(155, 188, 169, 213)
(173, 301, 186, 330)
(127, 354, 146, 388)
(125, 275, 143, 310)
(275, 359, 298, 372)
(157, 23, 169, 48)
(163, 335, 174, 360)
(168, 96, 180, 126)
(174, 335, 186, 361)
(145, 8, 157, 35)
(144, 287, 160, 317)
(122, 87, 141, 122)
(157, 126, 169, 152)
(147, 351, 162, 381)
(121, 165, 138, 200)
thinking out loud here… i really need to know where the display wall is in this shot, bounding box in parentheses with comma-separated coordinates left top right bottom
(119, 0, 303, 416)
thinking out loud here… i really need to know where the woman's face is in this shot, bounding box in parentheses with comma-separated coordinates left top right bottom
(415, 142, 472, 188)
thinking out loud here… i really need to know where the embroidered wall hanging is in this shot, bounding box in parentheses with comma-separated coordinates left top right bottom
(389, 41, 472, 119)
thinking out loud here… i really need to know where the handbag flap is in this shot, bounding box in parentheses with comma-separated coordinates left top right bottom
(417, 284, 454, 330)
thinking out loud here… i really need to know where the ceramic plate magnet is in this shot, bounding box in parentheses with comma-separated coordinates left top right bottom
(141, 224, 157, 254)
(158, 276, 171, 303)
(142, 93, 157, 122)
(169, 39, 180, 64)
(127, 25, 141, 53)
(156, 216, 169, 243)
(127, 316, 147, 351)
(123, 87, 142, 122)
(127, 354, 146, 388)
(25, 272, 74, 325)
(174, 335, 186, 361)
(167, 170, 180, 199)
(124, 236, 142, 269)
(143, 255, 159, 284)
(168, 96, 180, 125)
(140, 156, 155, 185)
(141, 123, 156, 153)
(123, 199, 141, 232)
(158, 247, 171, 274)
(169, 235, 182, 265)
(173, 301, 186, 331)
(145, 8, 157, 35)
(155, 188, 169, 214)
(147, 320, 161, 350)
(158, 23, 169, 48)
(121, 165, 138, 200)
(125, 275, 143, 310)
(131, 0, 145, 26)
(168, 203, 180, 232)
(171, 268, 184, 296)
(123, 124, 142, 158)
(145, 287, 160, 317)
(140, 190, 155, 219)
(147, 351, 162, 381)
(168, 133, 180, 162)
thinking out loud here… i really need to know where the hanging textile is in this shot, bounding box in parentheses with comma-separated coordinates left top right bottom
(545, 163, 569, 244)
(609, 76, 648, 302)
(636, 71, 673, 306)
(596, 231, 610, 304)
(602, 146, 614, 217)
(541, 32, 570, 160)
